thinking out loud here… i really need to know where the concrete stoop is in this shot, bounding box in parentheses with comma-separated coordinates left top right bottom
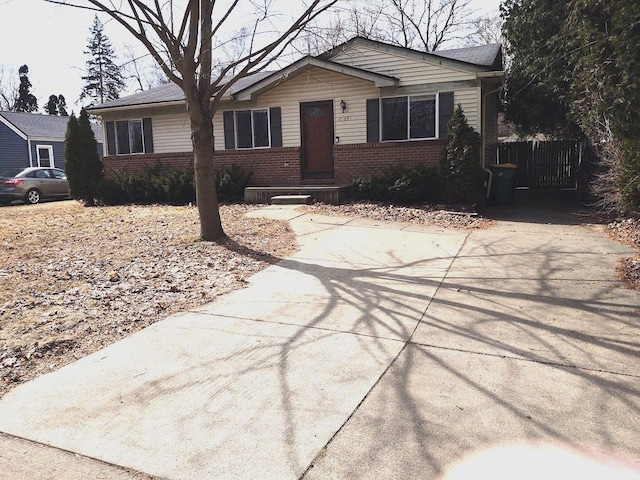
(270, 195, 312, 205)
(244, 185, 350, 204)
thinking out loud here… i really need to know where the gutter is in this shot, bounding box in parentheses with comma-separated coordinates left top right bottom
(477, 70, 505, 199)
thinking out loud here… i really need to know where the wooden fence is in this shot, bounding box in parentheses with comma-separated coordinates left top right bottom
(497, 140, 583, 189)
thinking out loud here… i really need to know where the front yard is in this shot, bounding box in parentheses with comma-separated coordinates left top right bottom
(1, 200, 637, 399)
(0, 201, 297, 398)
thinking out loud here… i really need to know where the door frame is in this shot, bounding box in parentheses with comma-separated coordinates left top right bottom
(300, 100, 334, 180)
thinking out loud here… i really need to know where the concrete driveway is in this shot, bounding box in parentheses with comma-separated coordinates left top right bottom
(1, 203, 638, 479)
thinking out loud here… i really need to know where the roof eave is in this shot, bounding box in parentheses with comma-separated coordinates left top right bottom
(233, 57, 398, 101)
(476, 71, 505, 80)
(87, 99, 186, 115)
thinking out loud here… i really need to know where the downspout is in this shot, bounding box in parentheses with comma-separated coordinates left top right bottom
(28, 138, 33, 167)
(481, 85, 503, 199)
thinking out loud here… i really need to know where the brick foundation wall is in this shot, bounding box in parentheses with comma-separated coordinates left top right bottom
(103, 152, 194, 178)
(213, 147, 301, 186)
(333, 140, 446, 184)
(103, 140, 446, 185)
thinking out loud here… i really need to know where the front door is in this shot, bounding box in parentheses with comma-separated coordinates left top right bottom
(301, 101, 334, 179)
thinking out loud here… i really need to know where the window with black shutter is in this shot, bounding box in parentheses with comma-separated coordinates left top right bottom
(106, 118, 154, 155)
(222, 107, 282, 149)
(366, 92, 454, 142)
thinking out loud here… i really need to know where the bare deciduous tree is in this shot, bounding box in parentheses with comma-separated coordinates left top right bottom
(0, 64, 18, 110)
(463, 15, 504, 47)
(46, 0, 339, 241)
(122, 46, 169, 92)
(375, 0, 474, 51)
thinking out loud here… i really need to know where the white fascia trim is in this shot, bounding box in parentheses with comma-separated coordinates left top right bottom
(0, 115, 28, 140)
(88, 100, 185, 115)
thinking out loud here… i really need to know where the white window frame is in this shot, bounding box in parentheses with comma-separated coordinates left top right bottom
(36, 145, 55, 167)
(234, 108, 272, 149)
(380, 93, 440, 142)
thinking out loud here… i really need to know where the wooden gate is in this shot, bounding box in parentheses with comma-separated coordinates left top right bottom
(497, 140, 583, 189)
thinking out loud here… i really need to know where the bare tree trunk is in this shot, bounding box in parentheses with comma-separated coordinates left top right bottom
(193, 123, 223, 241)
(187, 96, 223, 241)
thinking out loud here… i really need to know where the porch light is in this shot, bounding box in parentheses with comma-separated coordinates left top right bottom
(340, 99, 347, 113)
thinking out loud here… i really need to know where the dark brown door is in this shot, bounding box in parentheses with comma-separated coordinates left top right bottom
(301, 101, 334, 179)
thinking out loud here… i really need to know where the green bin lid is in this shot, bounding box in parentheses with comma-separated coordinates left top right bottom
(490, 163, 519, 168)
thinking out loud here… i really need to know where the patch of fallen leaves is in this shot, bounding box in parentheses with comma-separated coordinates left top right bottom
(607, 217, 640, 290)
(304, 201, 492, 229)
(0, 201, 297, 397)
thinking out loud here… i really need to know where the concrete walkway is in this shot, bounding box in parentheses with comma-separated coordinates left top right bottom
(1, 204, 639, 479)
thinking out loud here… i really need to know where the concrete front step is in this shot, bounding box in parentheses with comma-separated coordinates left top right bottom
(271, 195, 313, 205)
(244, 185, 350, 205)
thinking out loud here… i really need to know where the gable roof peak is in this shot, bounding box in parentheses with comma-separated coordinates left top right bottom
(319, 36, 502, 69)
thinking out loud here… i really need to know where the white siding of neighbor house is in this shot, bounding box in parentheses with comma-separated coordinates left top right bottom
(331, 46, 477, 85)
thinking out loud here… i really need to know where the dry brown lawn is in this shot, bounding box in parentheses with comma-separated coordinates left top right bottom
(0, 201, 297, 398)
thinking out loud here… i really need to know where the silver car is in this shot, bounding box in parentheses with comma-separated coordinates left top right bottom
(0, 167, 70, 205)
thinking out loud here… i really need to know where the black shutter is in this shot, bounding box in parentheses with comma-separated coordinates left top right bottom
(142, 118, 154, 153)
(366, 99, 380, 143)
(106, 121, 116, 155)
(438, 92, 454, 138)
(270, 107, 282, 147)
(223, 111, 235, 150)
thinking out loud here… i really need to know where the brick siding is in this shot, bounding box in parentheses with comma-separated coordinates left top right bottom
(103, 140, 446, 185)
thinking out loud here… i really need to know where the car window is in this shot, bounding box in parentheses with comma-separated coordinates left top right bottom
(36, 170, 52, 179)
(0, 168, 23, 178)
(51, 169, 67, 179)
(25, 171, 39, 178)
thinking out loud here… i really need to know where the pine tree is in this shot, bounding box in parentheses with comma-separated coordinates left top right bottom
(14, 65, 38, 112)
(439, 105, 485, 205)
(44, 94, 69, 116)
(65, 109, 103, 206)
(44, 95, 59, 115)
(80, 15, 125, 105)
(58, 95, 69, 116)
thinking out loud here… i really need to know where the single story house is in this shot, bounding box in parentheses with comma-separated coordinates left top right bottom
(88, 37, 503, 190)
(0, 111, 103, 172)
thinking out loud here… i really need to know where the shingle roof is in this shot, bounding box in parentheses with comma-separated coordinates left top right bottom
(89, 71, 275, 111)
(319, 37, 503, 69)
(88, 37, 502, 112)
(0, 111, 103, 141)
(430, 43, 502, 67)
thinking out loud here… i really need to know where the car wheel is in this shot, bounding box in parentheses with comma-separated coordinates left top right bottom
(25, 189, 41, 204)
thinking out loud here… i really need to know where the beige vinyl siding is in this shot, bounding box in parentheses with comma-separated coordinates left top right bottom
(454, 87, 481, 132)
(152, 112, 192, 153)
(332, 46, 476, 86)
(213, 68, 380, 149)
(213, 72, 481, 149)
(100, 108, 192, 154)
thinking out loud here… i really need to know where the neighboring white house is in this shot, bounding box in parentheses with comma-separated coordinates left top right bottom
(88, 37, 503, 187)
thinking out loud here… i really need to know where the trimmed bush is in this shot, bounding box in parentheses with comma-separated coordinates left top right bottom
(351, 164, 441, 205)
(96, 163, 252, 206)
(439, 105, 485, 205)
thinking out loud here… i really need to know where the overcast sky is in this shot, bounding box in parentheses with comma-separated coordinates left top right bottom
(0, 0, 502, 113)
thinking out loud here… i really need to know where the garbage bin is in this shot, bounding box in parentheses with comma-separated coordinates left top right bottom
(489, 163, 519, 205)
